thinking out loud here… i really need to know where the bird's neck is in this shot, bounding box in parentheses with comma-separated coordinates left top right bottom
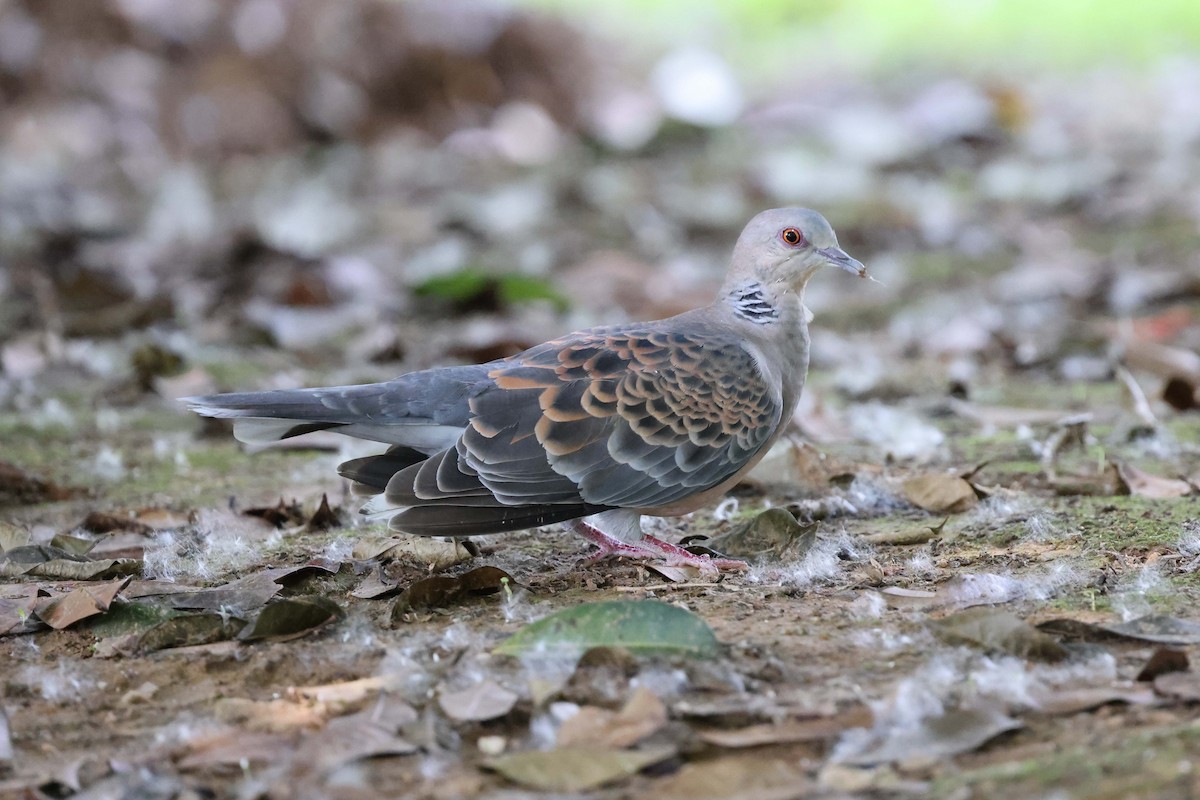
(722, 280, 807, 327)
(719, 280, 811, 415)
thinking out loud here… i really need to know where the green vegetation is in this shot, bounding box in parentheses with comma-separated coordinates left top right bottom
(531, 0, 1200, 73)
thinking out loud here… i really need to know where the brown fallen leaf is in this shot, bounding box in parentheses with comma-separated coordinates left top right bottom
(945, 398, 1070, 428)
(353, 534, 474, 570)
(282, 701, 418, 783)
(133, 507, 196, 530)
(215, 697, 327, 733)
(392, 566, 514, 620)
(838, 706, 1021, 766)
(699, 508, 819, 563)
(878, 587, 938, 609)
(697, 706, 873, 748)
(439, 680, 519, 723)
(0, 587, 42, 636)
(163, 571, 283, 612)
(178, 730, 296, 770)
(48, 533, 96, 557)
(0, 461, 77, 506)
(0, 557, 141, 581)
(931, 608, 1068, 662)
(1153, 671, 1200, 702)
(655, 753, 813, 800)
(1115, 462, 1194, 499)
(78, 511, 155, 536)
(1031, 686, 1157, 715)
(243, 497, 306, 528)
(0, 520, 30, 551)
(902, 473, 979, 514)
(351, 568, 401, 600)
(1136, 648, 1189, 682)
(559, 646, 639, 708)
(32, 576, 133, 630)
(290, 675, 414, 712)
(557, 686, 667, 748)
(1162, 377, 1197, 412)
(1103, 615, 1200, 645)
(876, 572, 1022, 611)
(303, 493, 347, 531)
(485, 745, 675, 793)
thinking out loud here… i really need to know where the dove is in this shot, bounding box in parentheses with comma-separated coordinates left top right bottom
(185, 208, 867, 573)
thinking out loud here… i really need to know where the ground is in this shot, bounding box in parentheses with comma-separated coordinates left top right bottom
(2, 2, 1200, 798)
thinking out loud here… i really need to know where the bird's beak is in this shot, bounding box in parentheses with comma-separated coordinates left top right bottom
(819, 246, 868, 278)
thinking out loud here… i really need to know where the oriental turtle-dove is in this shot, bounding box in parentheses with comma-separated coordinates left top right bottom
(186, 208, 867, 573)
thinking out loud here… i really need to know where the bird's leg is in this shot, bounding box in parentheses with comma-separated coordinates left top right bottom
(638, 532, 748, 571)
(569, 519, 668, 563)
(568, 519, 748, 573)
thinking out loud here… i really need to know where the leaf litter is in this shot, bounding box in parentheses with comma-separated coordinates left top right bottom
(3, 2, 1200, 797)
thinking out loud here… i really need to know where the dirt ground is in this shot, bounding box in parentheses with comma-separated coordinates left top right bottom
(3, 2, 1200, 798)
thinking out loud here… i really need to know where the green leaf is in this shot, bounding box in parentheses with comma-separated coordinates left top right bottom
(239, 596, 342, 641)
(497, 274, 569, 312)
(413, 269, 491, 303)
(494, 600, 719, 659)
(137, 613, 246, 652)
(413, 269, 569, 313)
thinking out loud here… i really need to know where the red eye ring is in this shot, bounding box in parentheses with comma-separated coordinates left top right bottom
(781, 227, 804, 246)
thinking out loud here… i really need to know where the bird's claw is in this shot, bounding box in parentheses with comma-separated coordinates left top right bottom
(571, 521, 748, 575)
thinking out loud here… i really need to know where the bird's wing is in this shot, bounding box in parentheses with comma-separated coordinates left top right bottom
(379, 321, 783, 531)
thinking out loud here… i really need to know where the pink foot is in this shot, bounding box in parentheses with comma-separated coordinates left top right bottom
(569, 520, 748, 574)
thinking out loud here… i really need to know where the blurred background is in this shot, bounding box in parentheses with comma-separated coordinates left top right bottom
(1, 0, 1198, 459)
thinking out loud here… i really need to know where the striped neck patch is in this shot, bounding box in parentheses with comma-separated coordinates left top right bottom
(727, 282, 779, 323)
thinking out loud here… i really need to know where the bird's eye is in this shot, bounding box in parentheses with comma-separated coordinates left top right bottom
(781, 227, 804, 246)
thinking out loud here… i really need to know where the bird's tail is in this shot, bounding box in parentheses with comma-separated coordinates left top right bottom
(183, 389, 351, 444)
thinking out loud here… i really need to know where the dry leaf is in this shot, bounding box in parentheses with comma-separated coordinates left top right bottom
(178, 730, 296, 770)
(215, 697, 326, 733)
(353, 535, 474, 570)
(303, 493, 347, 531)
(902, 474, 979, 514)
(32, 576, 132, 629)
(655, 753, 812, 800)
(242, 498, 306, 528)
(163, 571, 283, 612)
(1103, 615, 1200, 645)
(78, 511, 154, 536)
(556, 686, 667, 748)
(1153, 671, 1200, 702)
(1115, 463, 1193, 499)
(0, 461, 77, 506)
(838, 706, 1021, 766)
(238, 596, 342, 641)
(351, 568, 401, 599)
(878, 587, 938, 609)
(1136, 648, 1189, 682)
(1031, 686, 1156, 715)
(700, 508, 818, 563)
(698, 706, 873, 748)
(290, 675, 413, 711)
(283, 704, 418, 782)
(439, 680, 519, 722)
(486, 745, 675, 793)
(931, 608, 1068, 662)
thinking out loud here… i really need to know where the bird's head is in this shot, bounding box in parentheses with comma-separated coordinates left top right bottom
(726, 207, 867, 292)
